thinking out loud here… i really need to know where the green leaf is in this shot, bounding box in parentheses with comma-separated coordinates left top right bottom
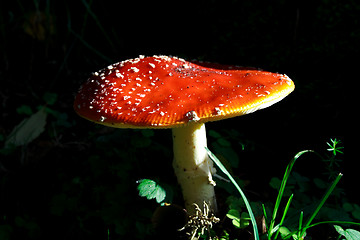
(208, 129, 221, 138)
(226, 209, 240, 220)
(0, 224, 12, 240)
(6, 108, 47, 147)
(137, 179, 166, 204)
(313, 178, 328, 189)
(232, 219, 241, 228)
(240, 212, 250, 228)
(217, 138, 231, 147)
(334, 225, 360, 240)
(226, 196, 245, 210)
(131, 135, 152, 148)
(278, 226, 297, 240)
(16, 105, 33, 115)
(292, 172, 310, 192)
(352, 204, 360, 220)
(269, 177, 282, 190)
(141, 129, 154, 137)
(226, 209, 250, 229)
(212, 142, 239, 168)
(43, 92, 58, 105)
(326, 138, 344, 156)
(343, 202, 354, 212)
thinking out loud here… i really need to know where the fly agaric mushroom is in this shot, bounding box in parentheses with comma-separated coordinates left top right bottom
(74, 55, 294, 214)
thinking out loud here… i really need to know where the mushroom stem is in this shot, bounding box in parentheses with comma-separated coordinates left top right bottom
(172, 123, 217, 214)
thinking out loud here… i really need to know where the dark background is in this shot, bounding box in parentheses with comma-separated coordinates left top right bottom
(0, 0, 355, 239)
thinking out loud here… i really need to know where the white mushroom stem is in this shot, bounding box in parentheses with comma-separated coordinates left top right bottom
(172, 123, 217, 214)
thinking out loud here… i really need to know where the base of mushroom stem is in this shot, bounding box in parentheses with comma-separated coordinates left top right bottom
(174, 169, 217, 214)
(179, 201, 220, 239)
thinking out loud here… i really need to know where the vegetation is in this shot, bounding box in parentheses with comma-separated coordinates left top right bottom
(1, 0, 355, 239)
(137, 135, 358, 239)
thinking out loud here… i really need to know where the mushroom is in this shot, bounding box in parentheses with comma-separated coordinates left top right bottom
(73, 55, 295, 214)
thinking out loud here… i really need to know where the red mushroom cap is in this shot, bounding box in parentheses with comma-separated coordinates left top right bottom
(74, 55, 294, 128)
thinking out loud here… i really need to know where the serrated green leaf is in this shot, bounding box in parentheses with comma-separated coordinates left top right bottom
(154, 185, 166, 203)
(137, 179, 166, 204)
(137, 179, 156, 198)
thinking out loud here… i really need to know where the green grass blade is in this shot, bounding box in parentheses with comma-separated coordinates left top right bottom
(262, 204, 269, 230)
(282, 221, 360, 240)
(302, 173, 343, 231)
(298, 211, 304, 239)
(274, 194, 294, 239)
(269, 150, 312, 237)
(206, 147, 259, 240)
(304, 220, 360, 230)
